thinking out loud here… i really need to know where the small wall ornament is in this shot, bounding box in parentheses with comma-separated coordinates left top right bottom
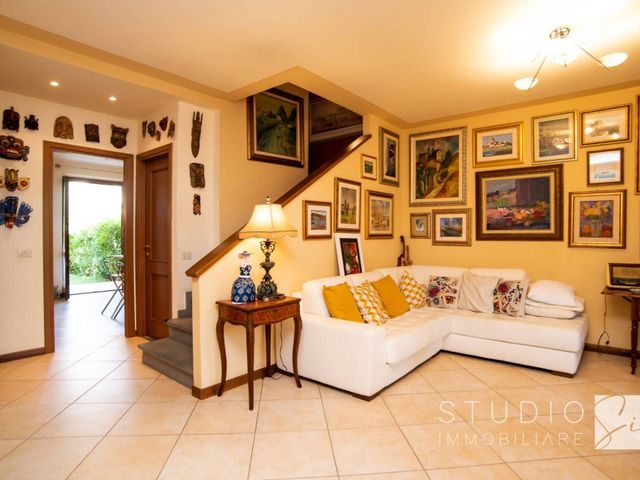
(159, 116, 168, 131)
(24, 114, 39, 131)
(168, 120, 175, 138)
(155, 130, 161, 141)
(110, 124, 129, 149)
(84, 124, 100, 143)
(2, 107, 20, 131)
(0, 135, 29, 161)
(0, 196, 31, 228)
(142, 120, 147, 138)
(189, 162, 205, 188)
(193, 194, 201, 215)
(147, 121, 156, 138)
(191, 111, 203, 157)
(54, 116, 74, 139)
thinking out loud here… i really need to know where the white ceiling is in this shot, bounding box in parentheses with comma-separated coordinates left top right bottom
(54, 150, 124, 171)
(1, 0, 639, 124)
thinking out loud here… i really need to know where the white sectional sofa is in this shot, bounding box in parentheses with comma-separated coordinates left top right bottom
(277, 265, 588, 399)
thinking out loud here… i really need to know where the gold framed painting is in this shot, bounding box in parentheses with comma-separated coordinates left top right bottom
(361, 154, 377, 180)
(432, 208, 472, 246)
(472, 122, 523, 168)
(580, 104, 631, 147)
(532, 111, 576, 163)
(410, 213, 430, 238)
(379, 127, 400, 186)
(587, 148, 624, 186)
(334, 177, 361, 232)
(365, 190, 393, 239)
(568, 190, 626, 248)
(302, 200, 332, 240)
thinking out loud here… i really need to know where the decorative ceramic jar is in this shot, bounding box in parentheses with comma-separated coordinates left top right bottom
(231, 251, 256, 304)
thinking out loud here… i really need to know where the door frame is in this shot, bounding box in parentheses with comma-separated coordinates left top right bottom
(43, 142, 135, 353)
(135, 144, 173, 337)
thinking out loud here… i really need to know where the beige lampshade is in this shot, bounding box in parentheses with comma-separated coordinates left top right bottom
(239, 197, 297, 240)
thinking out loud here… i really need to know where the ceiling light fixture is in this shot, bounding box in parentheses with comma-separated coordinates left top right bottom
(49, 80, 60, 87)
(108, 96, 117, 102)
(515, 26, 628, 91)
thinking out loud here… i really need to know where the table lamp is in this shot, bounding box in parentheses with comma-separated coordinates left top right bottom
(239, 196, 297, 300)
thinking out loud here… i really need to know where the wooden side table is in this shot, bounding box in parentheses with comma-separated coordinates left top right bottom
(601, 287, 639, 374)
(215, 296, 302, 409)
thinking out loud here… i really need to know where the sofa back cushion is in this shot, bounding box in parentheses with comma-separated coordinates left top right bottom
(468, 267, 526, 280)
(371, 275, 410, 317)
(323, 283, 364, 323)
(302, 272, 384, 316)
(411, 265, 467, 284)
(458, 272, 500, 313)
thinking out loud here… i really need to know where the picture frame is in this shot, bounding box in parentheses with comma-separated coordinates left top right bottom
(334, 233, 365, 276)
(410, 126, 466, 206)
(247, 89, 304, 167)
(475, 164, 564, 241)
(361, 154, 377, 180)
(302, 200, 332, 240)
(580, 104, 631, 147)
(365, 190, 393, 239)
(587, 148, 624, 186)
(379, 127, 400, 186)
(310, 97, 362, 143)
(568, 190, 626, 248)
(334, 177, 361, 232)
(472, 122, 523, 168)
(410, 213, 431, 239)
(532, 111, 576, 163)
(432, 208, 472, 246)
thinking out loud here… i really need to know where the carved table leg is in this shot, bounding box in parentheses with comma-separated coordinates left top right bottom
(292, 313, 302, 388)
(216, 320, 227, 396)
(631, 298, 638, 375)
(246, 324, 255, 410)
(265, 324, 272, 377)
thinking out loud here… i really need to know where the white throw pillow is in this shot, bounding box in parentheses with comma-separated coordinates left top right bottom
(528, 280, 577, 307)
(525, 297, 584, 319)
(457, 272, 500, 313)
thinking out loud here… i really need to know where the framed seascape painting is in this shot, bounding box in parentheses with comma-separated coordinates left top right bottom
(472, 122, 523, 168)
(532, 111, 576, 163)
(334, 177, 361, 232)
(587, 148, 624, 186)
(247, 89, 304, 167)
(475, 164, 563, 241)
(568, 190, 626, 248)
(361, 154, 377, 180)
(365, 190, 393, 239)
(334, 233, 365, 276)
(432, 209, 472, 246)
(410, 127, 466, 206)
(581, 104, 631, 147)
(410, 213, 430, 238)
(302, 200, 332, 240)
(379, 127, 400, 186)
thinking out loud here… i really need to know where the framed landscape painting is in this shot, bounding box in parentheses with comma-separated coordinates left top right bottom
(334, 177, 361, 232)
(432, 209, 472, 246)
(361, 154, 377, 180)
(580, 104, 631, 147)
(568, 190, 626, 248)
(410, 127, 466, 206)
(335, 233, 365, 276)
(410, 213, 430, 238)
(532, 111, 576, 163)
(587, 148, 624, 186)
(247, 89, 304, 167)
(303, 200, 332, 239)
(379, 128, 400, 186)
(473, 122, 523, 168)
(475, 164, 563, 241)
(365, 190, 393, 239)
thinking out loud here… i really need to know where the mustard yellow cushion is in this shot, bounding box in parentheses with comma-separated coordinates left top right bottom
(350, 282, 390, 325)
(323, 283, 364, 323)
(372, 275, 410, 317)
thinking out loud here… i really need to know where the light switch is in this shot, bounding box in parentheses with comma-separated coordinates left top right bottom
(17, 248, 32, 258)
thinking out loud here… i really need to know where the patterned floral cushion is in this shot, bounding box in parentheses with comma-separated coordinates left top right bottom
(399, 271, 427, 309)
(350, 281, 390, 326)
(426, 276, 461, 308)
(493, 279, 529, 317)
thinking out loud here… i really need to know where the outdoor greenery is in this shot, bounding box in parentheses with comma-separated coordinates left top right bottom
(69, 220, 122, 280)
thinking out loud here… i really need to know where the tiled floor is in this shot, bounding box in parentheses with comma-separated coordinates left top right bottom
(0, 297, 639, 479)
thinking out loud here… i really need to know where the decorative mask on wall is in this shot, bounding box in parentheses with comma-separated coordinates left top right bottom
(189, 162, 205, 188)
(4, 168, 18, 192)
(193, 194, 201, 215)
(0, 172, 30, 191)
(147, 121, 156, 138)
(159, 116, 168, 131)
(54, 116, 74, 139)
(191, 111, 203, 157)
(2, 107, 20, 131)
(110, 124, 129, 149)
(168, 120, 175, 138)
(23, 114, 39, 131)
(142, 120, 147, 138)
(0, 196, 32, 229)
(155, 130, 161, 141)
(84, 124, 100, 143)
(0, 135, 29, 161)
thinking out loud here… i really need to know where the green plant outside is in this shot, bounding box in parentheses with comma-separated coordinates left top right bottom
(69, 219, 122, 280)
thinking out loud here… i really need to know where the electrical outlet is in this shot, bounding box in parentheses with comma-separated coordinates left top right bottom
(17, 248, 32, 258)
(181, 251, 192, 260)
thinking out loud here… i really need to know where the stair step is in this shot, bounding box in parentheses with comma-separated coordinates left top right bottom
(167, 317, 192, 346)
(139, 338, 193, 388)
(167, 317, 192, 334)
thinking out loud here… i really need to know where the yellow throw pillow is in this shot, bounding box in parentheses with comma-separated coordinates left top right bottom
(350, 281, 390, 326)
(323, 283, 364, 323)
(400, 271, 427, 308)
(372, 275, 410, 317)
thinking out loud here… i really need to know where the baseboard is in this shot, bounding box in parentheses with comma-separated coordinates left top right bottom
(191, 364, 275, 400)
(584, 343, 631, 357)
(0, 347, 46, 363)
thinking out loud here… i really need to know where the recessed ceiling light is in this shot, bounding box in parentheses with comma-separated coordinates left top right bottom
(600, 52, 628, 68)
(108, 96, 117, 102)
(49, 80, 60, 87)
(514, 77, 539, 90)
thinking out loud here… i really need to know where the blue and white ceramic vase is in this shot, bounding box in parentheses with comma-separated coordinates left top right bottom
(231, 251, 256, 303)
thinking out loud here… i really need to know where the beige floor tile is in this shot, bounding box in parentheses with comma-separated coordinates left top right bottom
(0, 358, 34, 376)
(0, 436, 100, 480)
(68, 435, 177, 480)
(323, 396, 395, 429)
(586, 452, 640, 479)
(77, 378, 154, 403)
(110, 402, 195, 435)
(319, 384, 351, 399)
(257, 398, 326, 432)
(137, 378, 197, 403)
(0, 439, 22, 459)
(184, 402, 258, 434)
(159, 433, 253, 480)
(416, 353, 464, 373)
(384, 392, 456, 425)
(0, 380, 43, 404)
(342, 472, 428, 480)
(106, 360, 160, 380)
(470, 417, 579, 462)
(68, 335, 117, 348)
(495, 385, 582, 416)
(440, 390, 521, 422)
(574, 362, 635, 383)
(206, 380, 263, 402)
(34, 403, 130, 437)
(382, 371, 435, 395)
(595, 380, 640, 395)
(330, 426, 421, 475)
(83, 347, 135, 362)
(32, 347, 94, 362)
(509, 457, 610, 479)
(445, 354, 502, 369)
(420, 370, 489, 392)
(548, 382, 614, 411)
(516, 367, 590, 385)
(54, 360, 120, 380)
(1, 361, 73, 380)
(261, 376, 320, 400)
(426, 464, 518, 480)
(466, 365, 539, 389)
(0, 403, 68, 439)
(250, 430, 336, 479)
(16, 379, 98, 405)
(402, 422, 502, 469)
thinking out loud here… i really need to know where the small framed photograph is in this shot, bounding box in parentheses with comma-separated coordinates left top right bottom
(432, 208, 472, 246)
(379, 127, 400, 186)
(302, 200, 332, 239)
(334, 233, 365, 276)
(568, 190, 626, 248)
(587, 148, 624, 186)
(334, 177, 361, 232)
(410, 213, 430, 238)
(532, 111, 576, 163)
(361, 154, 377, 180)
(365, 190, 393, 239)
(472, 122, 523, 168)
(580, 104, 631, 147)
